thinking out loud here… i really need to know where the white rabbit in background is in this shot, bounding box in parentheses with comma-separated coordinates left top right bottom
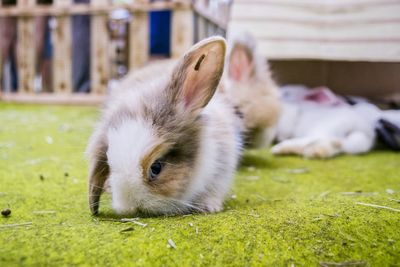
(272, 85, 378, 158)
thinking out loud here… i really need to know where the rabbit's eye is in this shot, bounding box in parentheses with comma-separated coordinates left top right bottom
(149, 160, 163, 181)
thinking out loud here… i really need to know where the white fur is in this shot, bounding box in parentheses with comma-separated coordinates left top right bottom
(182, 96, 240, 210)
(106, 119, 157, 214)
(273, 86, 376, 158)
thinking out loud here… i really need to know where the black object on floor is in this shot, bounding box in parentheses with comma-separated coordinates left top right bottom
(376, 119, 400, 151)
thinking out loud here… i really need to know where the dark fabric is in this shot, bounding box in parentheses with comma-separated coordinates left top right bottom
(43, 18, 52, 59)
(37, 0, 53, 4)
(0, 17, 18, 91)
(150, 11, 171, 56)
(71, 0, 90, 92)
(376, 119, 400, 151)
(72, 14, 91, 92)
(1, 0, 16, 6)
(9, 43, 18, 91)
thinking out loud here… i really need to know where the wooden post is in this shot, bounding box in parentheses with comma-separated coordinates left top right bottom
(207, 22, 215, 37)
(0, 0, 2, 91)
(53, 0, 73, 93)
(128, 11, 149, 71)
(91, 0, 109, 94)
(197, 15, 207, 41)
(0, 18, 2, 91)
(17, 0, 36, 93)
(171, 7, 193, 58)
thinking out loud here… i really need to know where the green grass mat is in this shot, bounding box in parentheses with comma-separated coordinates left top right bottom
(0, 103, 399, 266)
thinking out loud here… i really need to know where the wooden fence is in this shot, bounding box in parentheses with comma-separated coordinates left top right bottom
(193, 1, 228, 43)
(0, 0, 229, 105)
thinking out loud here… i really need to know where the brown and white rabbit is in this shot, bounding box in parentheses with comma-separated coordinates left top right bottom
(223, 33, 281, 147)
(87, 37, 242, 216)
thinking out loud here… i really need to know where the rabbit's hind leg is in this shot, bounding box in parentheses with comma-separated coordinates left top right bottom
(271, 137, 318, 156)
(303, 138, 342, 159)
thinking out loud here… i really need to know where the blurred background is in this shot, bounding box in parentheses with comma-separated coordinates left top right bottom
(0, 0, 399, 104)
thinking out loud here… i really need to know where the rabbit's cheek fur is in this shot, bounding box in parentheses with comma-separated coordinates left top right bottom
(106, 119, 157, 214)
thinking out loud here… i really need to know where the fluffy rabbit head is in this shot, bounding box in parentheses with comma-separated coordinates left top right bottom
(87, 37, 227, 216)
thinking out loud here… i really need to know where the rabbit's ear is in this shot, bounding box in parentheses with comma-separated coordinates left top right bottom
(168, 37, 226, 113)
(228, 43, 254, 82)
(87, 132, 109, 215)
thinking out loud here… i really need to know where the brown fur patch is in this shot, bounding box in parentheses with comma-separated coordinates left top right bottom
(87, 133, 109, 215)
(141, 116, 203, 198)
(147, 163, 192, 198)
(140, 142, 170, 180)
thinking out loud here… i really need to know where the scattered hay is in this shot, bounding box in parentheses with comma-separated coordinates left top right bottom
(355, 202, 400, 213)
(319, 260, 367, 267)
(0, 222, 33, 229)
(167, 239, 177, 249)
(33, 210, 56, 215)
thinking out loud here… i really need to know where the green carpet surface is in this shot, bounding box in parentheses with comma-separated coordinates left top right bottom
(0, 103, 399, 266)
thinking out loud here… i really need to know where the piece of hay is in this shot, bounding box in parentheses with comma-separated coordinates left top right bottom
(319, 261, 367, 267)
(355, 202, 400, 212)
(0, 222, 33, 228)
(33, 210, 56, 215)
(341, 192, 378, 196)
(120, 218, 148, 228)
(167, 239, 177, 249)
(287, 168, 309, 174)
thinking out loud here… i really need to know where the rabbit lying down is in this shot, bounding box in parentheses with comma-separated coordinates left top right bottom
(87, 37, 243, 216)
(272, 85, 400, 158)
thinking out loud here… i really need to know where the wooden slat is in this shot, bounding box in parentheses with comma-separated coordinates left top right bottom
(0, 0, 3, 89)
(257, 41, 400, 62)
(0, 92, 105, 105)
(90, 0, 109, 94)
(171, 7, 193, 58)
(53, 0, 73, 93)
(193, 3, 227, 30)
(0, 26, 2, 91)
(17, 0, 36, 93)
(196, 15, 207, 41)
(228, 0, 400, 62)
(232, 0, 400, 9)
(0, 1, 192, 17)
(231, 2, 400, 25)
(128, 11, 149, 70)
(229, 21, 400, 40)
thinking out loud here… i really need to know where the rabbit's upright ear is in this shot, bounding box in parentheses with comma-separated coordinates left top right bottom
(228, 43, 254, 83)
(87, 131, 109, 215)
(168, 37, 226, 113)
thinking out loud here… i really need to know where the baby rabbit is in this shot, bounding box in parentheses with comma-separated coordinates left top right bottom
(223, 33, 281, 147)
(87, 37, 242, 216)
